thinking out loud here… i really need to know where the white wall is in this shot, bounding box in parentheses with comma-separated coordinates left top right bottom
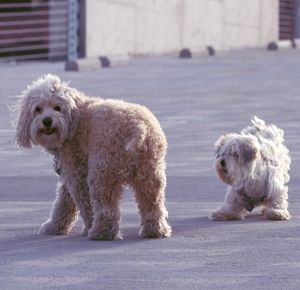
(84, 0, 278, 58)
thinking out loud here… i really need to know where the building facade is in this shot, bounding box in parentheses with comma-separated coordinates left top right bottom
(84, 0, 278, 58)
(0, 0, 299, 62)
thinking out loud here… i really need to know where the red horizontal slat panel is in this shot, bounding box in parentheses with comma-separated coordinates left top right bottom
(0, 0, 68, 62)
(279, 0, 295, 40)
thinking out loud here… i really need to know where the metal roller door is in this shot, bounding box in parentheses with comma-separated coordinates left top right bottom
(0, 0, 69, 61)
(296, 0, 300, 38)
(279, 0, 295, 40)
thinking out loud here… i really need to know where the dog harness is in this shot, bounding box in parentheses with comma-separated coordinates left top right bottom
(242, 193, 268, 212)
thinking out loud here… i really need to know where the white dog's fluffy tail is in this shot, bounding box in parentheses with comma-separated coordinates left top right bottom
(244, 116, 285, 146)
(243, 116, 291, 182)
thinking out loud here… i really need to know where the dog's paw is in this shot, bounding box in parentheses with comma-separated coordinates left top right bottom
(139, 219, 172, 238)
(38, 219, 70, 235)
(87, 215, 122, 240)
(263, 208, 291, 220)
(88, 228, 122, 240)
(209, 210, 244, 221)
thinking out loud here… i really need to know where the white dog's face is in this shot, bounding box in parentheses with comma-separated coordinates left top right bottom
(15, 74, 80, 150)
(29, 96, 71, 149)
(214, 133, 260, 185)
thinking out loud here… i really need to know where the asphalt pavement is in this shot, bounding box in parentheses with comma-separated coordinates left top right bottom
(1, 48, 300, 289)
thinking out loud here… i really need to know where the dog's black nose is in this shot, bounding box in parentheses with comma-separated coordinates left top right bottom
(220, 159, 226, 167)
(43, 117, 53, 128)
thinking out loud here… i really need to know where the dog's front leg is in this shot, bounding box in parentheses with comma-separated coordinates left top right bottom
(209, 187, 245, 221)
(65, 177, 94, 236)
(87, 176, 123, 240)
(38, 182, 79, 235)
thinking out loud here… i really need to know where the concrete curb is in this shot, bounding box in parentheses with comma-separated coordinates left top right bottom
(65, 58, 100, 71)
(179, 48, 192, 59)
(99, 55, 129, 68)
(65, 55, 130, 71)
(267, 39, 300, 51)
(179, 46, 216, 59)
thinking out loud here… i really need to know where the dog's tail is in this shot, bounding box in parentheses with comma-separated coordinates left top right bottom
(251, 116, 284, 145)
(248, 116, 290, 178)
(125, 122, 147, 152)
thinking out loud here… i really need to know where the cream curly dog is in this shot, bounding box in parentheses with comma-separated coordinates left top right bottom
(210, 117, 291, 221)
(15, 74, 171, 240)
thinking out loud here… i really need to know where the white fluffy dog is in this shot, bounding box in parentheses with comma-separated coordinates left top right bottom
(15, 74, 172, 240)
(210, 117, 291, 221)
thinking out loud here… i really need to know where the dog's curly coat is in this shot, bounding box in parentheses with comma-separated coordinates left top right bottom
(210, 117, 291, 221)
(15, 74, 171, 240)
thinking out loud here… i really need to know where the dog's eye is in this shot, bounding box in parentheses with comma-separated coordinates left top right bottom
(220, 159, 226, 167)
(54, 105, 61, 112)
(35, 106, 42, 113)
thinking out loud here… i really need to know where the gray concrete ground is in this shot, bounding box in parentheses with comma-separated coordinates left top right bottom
(1, 49, 300, 289)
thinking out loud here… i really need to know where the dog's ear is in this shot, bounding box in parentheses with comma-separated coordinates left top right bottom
(238, 137, 259, 163)
(14, 96, 33, 148)
(214, 134, 233, 156)
(214, 134, 226, 155)
(67, 89, 85, 138)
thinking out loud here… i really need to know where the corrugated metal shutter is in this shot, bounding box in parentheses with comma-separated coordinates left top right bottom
(279, 0, 295, 40)
(0, 0, 69, 62)
(296, 0, 300, 38)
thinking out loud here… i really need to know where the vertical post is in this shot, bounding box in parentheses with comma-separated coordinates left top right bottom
(65, 0, 101, 71)
(68, 0, 78, 61)
(78, 0, 86, 58)
(296, 0, 300, 38)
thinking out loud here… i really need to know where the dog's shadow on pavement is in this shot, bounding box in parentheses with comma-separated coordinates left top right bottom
(0, 225, 161, 259)
(0, 230, 152, 267)
(171, 213, 277, 236)
(1, 213, 290, 259)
